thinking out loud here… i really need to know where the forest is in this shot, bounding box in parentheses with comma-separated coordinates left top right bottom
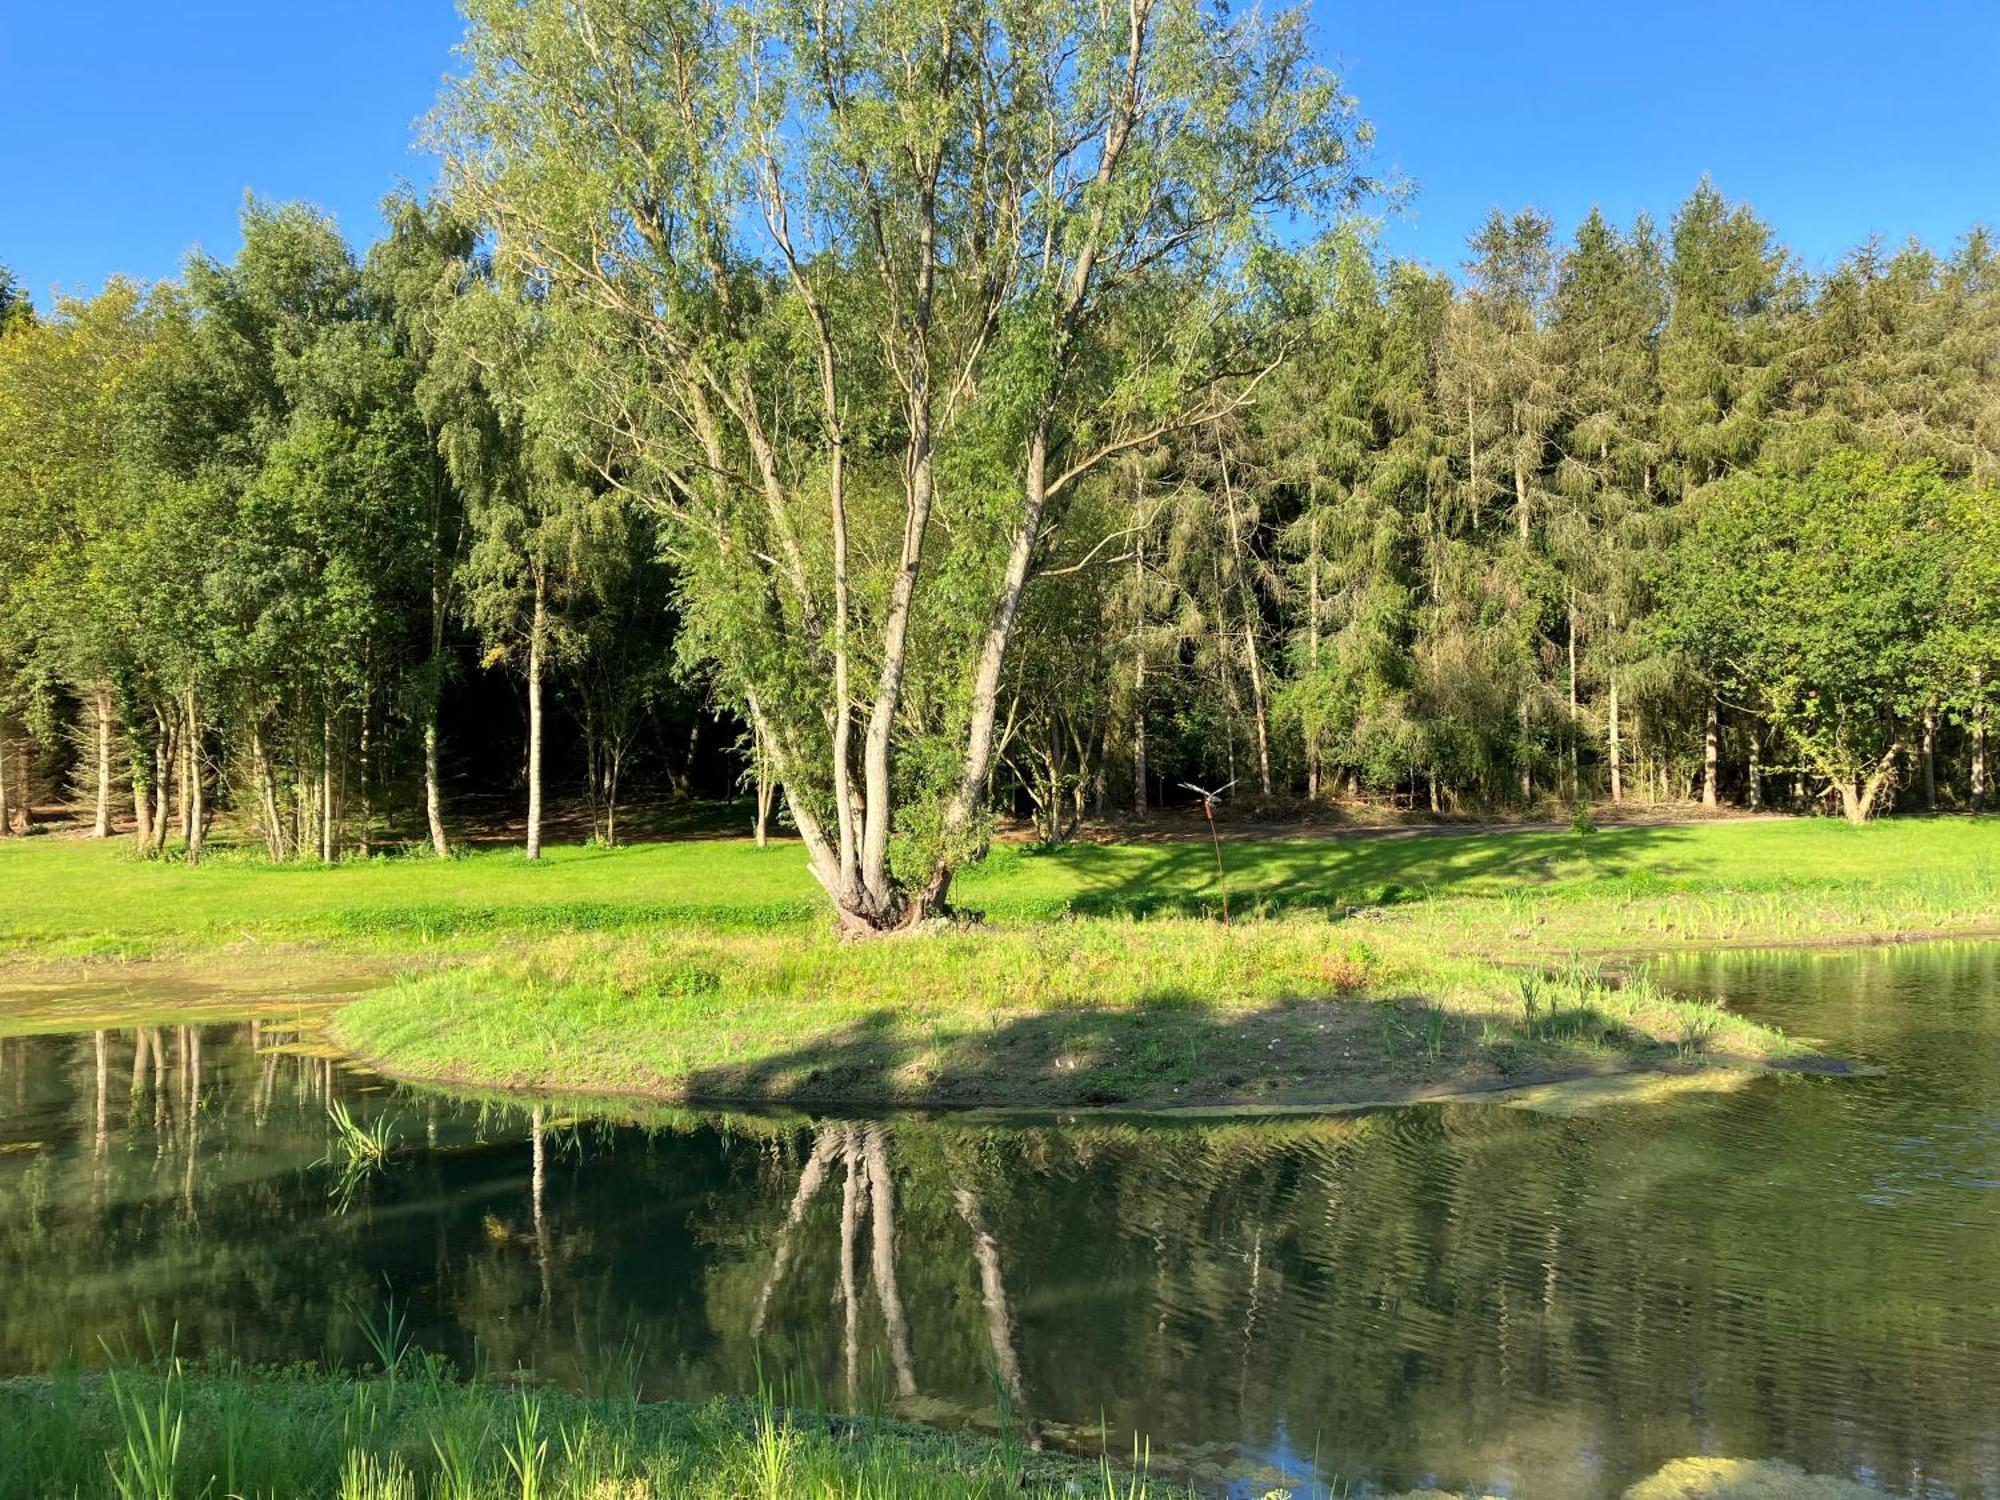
(0, 0, 1995, 936)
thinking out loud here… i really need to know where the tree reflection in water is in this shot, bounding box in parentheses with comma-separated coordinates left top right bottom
(749, 1122, 1022, 1412)
(2, 944, 1999, 1499)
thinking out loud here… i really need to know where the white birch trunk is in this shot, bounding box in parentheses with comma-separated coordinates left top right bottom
(424, 718, 448, 857)
(1974, 687, 1988, 813)
(184, 689, 204, 864)
(320, 708, 335, 864)
(1133, 538, 1149, 816)
(1702, 697, 1720, 809)
(1608, 672, 1623, 806)
(526, 565, 545, 862)
(93, 686, 114, 838)
(1921, 708, 1937, 813)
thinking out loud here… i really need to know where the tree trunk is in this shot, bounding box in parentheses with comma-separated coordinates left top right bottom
(131, 723, 153, 849)
(13, 735, 30, 833)
(152, 712, 173, 854)
(1242, 615, 1273, 799)
(320, 707, 335, 864)
(754, 732, 774, 850)
(526, 565, 545, 862)
(854, 421, 940, 919)
(424, 717, 449, 857)
(1518, 696, 1533, 803)
(251, 724, 284, 861)
(1608, 672, 1623, 805)
(924, 428, 1052, 920)
(0, 722, 11, 836)
(177, 712, 193, 846)
(1702, 696, 1720, 809)
(1132, 539, 1149, 816)
(357, 677, 373, 859)
(1747, 726, 1763, 811)
(424, 445, 455, 858)
(184, 689, 205, 865)
(1216, 434, 1272, 798)
(1975, 690, 1989, 813)
(604, 742, 622, 848)
(1839, 738, 1905, 825)
(92, 686, 114, 838)
(1307, 513, 1322, 801)
(1921, 708, 1937, 813)
(1565, 596, 1579, 799)
(928, 166, 1137, 918)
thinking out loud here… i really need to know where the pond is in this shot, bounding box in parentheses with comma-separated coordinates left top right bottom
(1, 943, 1997, 1497)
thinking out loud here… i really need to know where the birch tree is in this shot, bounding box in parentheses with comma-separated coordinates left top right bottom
(0, 283, 152, 839)
(439, 0, 1367, 929)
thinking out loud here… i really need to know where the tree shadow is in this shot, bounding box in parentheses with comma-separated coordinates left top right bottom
(674, 988, 1685, 1113)
(1031, 823, 1697, 921)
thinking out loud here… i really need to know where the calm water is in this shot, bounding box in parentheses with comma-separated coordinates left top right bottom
(2, 944, 1998, 1497)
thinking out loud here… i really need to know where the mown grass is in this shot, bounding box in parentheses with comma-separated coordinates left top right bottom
(5, 815, 1997, 1107)
(0, 1351, 1177, 1500)
(3, 815, 1996, 958)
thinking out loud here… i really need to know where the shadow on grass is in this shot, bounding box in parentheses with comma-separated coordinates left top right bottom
(667, 989, 1677, 1111)
(1008, 823, 1698, 921)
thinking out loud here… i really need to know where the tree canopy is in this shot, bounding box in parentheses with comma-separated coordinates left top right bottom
(0, 3, 1995, 898)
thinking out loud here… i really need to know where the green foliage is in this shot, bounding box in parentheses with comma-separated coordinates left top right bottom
(1662, 451, 1984, 817)
(3, 21, 2000, 921)
(437, 0, 1369, 922)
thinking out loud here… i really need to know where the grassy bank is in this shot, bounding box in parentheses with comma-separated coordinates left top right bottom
(327, 921, 1805, 1109)
(5, 815, 1997, 1107)
(0, 1356, 1170, 1500)
(2, 1361, 1870, 1499)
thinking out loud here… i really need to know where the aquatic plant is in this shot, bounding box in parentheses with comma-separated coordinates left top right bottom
(502, 1393, 548, 1500)
(337, 1448, 416, 1500)
(104, 1366, 184, 1500)
(319, 1100, 401, 1206)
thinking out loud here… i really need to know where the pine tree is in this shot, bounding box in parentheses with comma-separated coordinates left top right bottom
(1549, 209, 1665, 801)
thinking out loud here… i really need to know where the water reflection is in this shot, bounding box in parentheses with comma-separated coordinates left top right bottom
(1, 942, 1998, 1497)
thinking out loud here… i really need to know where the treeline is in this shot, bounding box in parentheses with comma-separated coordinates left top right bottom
(1086, 192, 2000, 833)
(0, 0, 1996, 909)
(0, 201, 696, 859)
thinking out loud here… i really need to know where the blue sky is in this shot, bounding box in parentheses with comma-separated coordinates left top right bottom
(4, 1, 1996, 304)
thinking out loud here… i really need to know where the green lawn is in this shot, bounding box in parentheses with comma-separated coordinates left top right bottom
(3, 815, 1997, 1109)
(5, 815, 1995, 955)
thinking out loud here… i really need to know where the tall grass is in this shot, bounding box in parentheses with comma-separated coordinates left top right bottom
(0, 1315, 1191, 1500)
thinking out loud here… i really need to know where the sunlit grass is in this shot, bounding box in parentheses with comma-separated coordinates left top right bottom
(323, 918, 1804, 1109)
(4, 814, 1997, 961)
(4, 814, 1996, 1105)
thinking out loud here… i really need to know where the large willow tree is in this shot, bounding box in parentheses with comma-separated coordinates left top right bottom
(439, 0, 1366, 930)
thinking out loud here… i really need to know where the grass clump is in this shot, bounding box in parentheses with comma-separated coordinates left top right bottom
(0, 1355, 1185, 1500)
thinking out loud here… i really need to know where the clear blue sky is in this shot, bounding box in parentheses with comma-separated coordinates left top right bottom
(4, 1, 1996, 304)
